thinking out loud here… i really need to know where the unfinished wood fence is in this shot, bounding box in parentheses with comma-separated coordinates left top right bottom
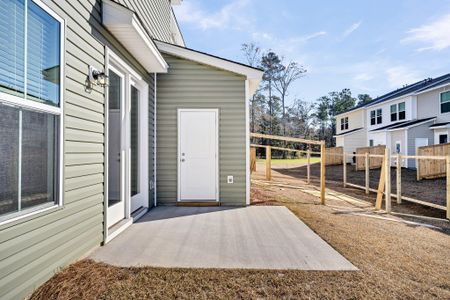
(250, 133, 326, 204)
(325, 147, 343, 165)
(356, 145, 385, 170)
(417, 143, 450, 180)
(347, 150, 449, 219)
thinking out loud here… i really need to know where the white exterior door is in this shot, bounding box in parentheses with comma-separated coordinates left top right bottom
(178, 109, 218, 201)
(107, 55, 149, 230)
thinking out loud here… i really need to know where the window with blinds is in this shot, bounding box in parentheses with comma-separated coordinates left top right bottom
(0, 0, 60, 106)
(0, 0, 63, 223)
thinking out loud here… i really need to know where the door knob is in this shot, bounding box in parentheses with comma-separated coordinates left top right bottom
(181, 159, 185, 162)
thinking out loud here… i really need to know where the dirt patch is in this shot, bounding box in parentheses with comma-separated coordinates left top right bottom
(271, 162, 447, 218)
(30, 167, 450, 299)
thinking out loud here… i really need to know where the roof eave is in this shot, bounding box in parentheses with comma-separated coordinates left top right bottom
(102, 0, 168, 73)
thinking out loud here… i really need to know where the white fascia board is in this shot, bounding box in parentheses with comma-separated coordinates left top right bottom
(333, 128, 364, 138)
(431, 125, 450, 130)
(415, 82, 450, 95)
(155, 40, 263, 95)
(102, 0, 168, 73)
(366, 94, 413, 109)
(388, 118, 436, 132)
(335, 106, 365, 118)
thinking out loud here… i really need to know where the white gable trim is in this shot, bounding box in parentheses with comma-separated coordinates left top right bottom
(155, 40, 263, 94)
(102, 0, 168, 73)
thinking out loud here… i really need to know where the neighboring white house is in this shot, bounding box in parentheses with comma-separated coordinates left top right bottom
(334, 72, 450, 168)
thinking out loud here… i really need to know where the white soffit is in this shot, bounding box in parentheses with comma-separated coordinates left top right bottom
(103, 0, 168, 73)
(155, 40, 263, 95)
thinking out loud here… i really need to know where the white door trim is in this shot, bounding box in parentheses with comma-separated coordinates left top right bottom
(177, 108, 219, 202)
(105, 47, 149, 241)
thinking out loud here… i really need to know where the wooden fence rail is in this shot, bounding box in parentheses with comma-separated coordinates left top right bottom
(250, 139, 449, 219)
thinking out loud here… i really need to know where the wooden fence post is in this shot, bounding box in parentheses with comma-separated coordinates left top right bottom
(416, 155, 420, 181)
(320, 142, 326, 204)
(266, 146, 272, 181)
(365, 152, 369, 194)
(250, 147, 256, 173)
(343, 153, 347, 188)
(307, 149, 311, 184)
(396, 153, 402, 204)
(375, 154, 386, 210)
(446, 156, 450, 220)
(385, 148, 391, 213)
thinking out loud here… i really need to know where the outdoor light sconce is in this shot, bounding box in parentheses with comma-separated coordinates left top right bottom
(88, 66, 109, 87)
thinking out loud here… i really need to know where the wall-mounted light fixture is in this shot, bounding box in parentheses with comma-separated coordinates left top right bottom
(88, 66, 109, 87)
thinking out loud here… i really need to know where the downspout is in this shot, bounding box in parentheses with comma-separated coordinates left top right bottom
(154, 73, 157, 207)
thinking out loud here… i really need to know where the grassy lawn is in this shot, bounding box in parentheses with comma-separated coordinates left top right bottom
(30, 168, 450, 299)
(256, 157, 321, 165)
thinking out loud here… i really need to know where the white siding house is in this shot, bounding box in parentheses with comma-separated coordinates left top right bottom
(334, 72, 450, 168)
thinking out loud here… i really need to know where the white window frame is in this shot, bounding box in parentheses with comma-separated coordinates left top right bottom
(440, 91, 450, 114)
(398, 102, 405, 120)
(376, 108, 382, 124)
(0, 0, 65, 225)
(340, 117, 348, 131)
(390, 104, 397, 122)
(439, 134, 448, 144)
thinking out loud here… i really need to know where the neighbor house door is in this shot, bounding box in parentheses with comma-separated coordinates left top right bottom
(178, 109, 218, 201)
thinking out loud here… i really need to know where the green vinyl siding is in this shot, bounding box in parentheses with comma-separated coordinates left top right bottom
(0, 0, 161, 298)
(116, 0, 177, 44)
(156, 54, 247, 206)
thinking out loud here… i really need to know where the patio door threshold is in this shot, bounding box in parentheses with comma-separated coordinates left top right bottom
(105, 207, 148, 244)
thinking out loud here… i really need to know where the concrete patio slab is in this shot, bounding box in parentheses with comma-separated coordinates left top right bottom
(90, 206, 357, 270)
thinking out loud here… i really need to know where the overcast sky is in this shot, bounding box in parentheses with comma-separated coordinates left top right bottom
(174, 0, 450, 105)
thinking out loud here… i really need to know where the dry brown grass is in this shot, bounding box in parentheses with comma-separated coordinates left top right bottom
(30, 168, 450, 300)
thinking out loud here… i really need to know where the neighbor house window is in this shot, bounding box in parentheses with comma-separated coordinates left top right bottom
(369, 139, 374, 147)
(371, 109, 382, 125)
(390, 102, 406, 122)
(340, 117, 348, 130)
(441, 91, 450, 113)
(390, 104, 397, 122)
(0, 0, 63, 222)
(398, 102, 405, 120)
(439, 134, 448, 144)
(370, 111, 376, 125)
(376, 109, 382, 124)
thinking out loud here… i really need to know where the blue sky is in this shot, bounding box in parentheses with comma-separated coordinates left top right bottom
(173, 0, 450, 106)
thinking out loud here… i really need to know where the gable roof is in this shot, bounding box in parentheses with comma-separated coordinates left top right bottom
(154, 40, 263, 94)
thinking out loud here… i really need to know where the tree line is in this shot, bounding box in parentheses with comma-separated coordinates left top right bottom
(242, 43, 372, 150)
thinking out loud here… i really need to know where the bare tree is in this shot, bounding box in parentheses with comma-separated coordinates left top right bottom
(273, 61, 306, 136)
(241, 43, 262, 133)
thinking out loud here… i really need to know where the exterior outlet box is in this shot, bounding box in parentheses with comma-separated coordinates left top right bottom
(227, 176, 234, 184)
